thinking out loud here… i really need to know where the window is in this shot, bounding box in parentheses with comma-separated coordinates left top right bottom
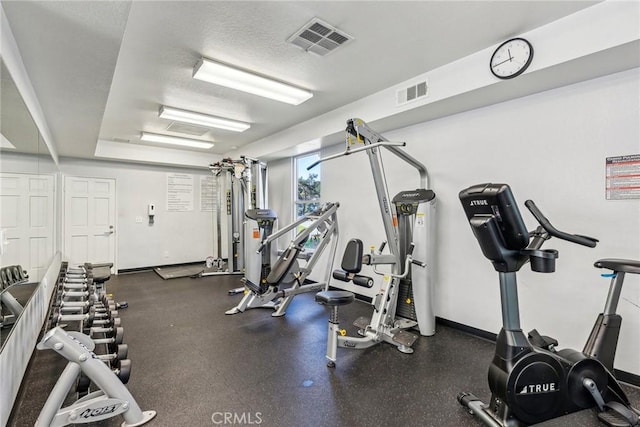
(294, 153, 322, 249)
(295, 152, 321, 217)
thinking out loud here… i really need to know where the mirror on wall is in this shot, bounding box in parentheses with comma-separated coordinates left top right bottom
(0, 59, 58, 350)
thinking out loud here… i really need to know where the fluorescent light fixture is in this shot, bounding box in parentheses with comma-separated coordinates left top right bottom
(159, 106, 250, 132)
(193, 57, 313, 105)
(140, 132, 214, 149)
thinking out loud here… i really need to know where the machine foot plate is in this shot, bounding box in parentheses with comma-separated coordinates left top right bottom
(353, 316, 370, 330)
(393, 329, 418, 347)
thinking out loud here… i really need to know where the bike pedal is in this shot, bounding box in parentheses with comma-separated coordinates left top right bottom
(598, 411, 636, 427)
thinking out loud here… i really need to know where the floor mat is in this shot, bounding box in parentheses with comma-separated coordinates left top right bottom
(153, 264, 204, 279)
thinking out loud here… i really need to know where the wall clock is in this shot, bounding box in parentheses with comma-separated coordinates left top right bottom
(490, 38, 534, 79)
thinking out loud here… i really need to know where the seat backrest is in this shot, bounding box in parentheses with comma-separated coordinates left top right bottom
(266, 246, 300, 284)
(341, 239, 363, 273)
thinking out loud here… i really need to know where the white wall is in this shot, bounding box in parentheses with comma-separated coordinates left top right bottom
(303, 68, 640, 375)
(0, 152, 58, 175)
(2, 154, 217, 270)
(57, 159, 215, 270)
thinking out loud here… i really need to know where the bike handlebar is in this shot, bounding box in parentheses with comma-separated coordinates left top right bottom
(524, 200, 598, 248)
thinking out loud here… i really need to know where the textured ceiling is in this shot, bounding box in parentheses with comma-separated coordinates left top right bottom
(1, 1, 603, 164)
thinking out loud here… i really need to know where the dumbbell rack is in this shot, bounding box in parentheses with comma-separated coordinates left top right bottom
(0, 265, 30, 328)
(37, 262, 155, 426)
(49, 263, 131, 388)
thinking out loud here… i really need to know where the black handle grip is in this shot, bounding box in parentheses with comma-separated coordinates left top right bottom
(411, 259, 427, 268)
(524, 200, 598, 248)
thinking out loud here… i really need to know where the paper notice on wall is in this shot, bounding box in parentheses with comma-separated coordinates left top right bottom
(200, 175, 217, 211)
(167, 173, 194, 211)
(606, 154, 640, 200)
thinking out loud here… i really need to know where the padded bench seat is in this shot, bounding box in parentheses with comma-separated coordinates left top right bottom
(315, 290, 355, 307)
(84, 263, 113, 284)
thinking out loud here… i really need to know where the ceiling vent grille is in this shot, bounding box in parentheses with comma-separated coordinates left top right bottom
(166, 122, 209, 136)
(287, 18, 353, 56)
(396, 80, 429, 106)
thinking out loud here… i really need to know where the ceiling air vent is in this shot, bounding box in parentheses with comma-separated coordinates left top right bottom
(166, 122, 209, 137)
(287, 18, 353, 56)
(396, 80, 428, 106)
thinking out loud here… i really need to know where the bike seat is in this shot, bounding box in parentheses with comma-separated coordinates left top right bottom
(594, 259, 640, 275)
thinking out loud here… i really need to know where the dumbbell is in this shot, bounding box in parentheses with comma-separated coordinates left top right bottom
(56, 299, 116, 314)
(76, 358, 131, 398)
(50, 307, 119, 328)
(112, 359, 131, 384)
(67, 266, 88, 275)
(61, 273, 95, 286)
(63, 267, 92, 278)
(95, 343, 129, 367)
(95, 294, 120, 310)
(56, 286, 105, 304)
(57, 304, 118, 320)
(88, 315, 120, 329)
(90, 326, 127, 350)
(58, 283, 114, 305)
(56, 281, 92, 295)
(64, 274, 92, 283)
(102, 294, 128, 310)
(58, 278, 94, 291)
(76, 358, 132, 396)
(89, 292, 127, 310)
(56, 298, 115, 310)
(84, 319, 122, 337)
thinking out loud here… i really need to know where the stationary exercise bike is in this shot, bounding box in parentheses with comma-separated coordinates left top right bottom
(457, 183, 639, 427)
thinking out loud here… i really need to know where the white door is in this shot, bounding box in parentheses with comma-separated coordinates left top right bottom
(0, 173, 55, 281)
(64, 176, 116, 270)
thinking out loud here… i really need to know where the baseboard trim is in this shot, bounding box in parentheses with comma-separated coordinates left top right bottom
(614, 369, 640, 389)
(436, 316, 498, 342)
(118, 261, 204, 275)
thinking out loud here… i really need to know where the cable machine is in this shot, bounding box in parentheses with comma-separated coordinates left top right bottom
(204, 156, 267, 276)
(313, 118, 437, 366)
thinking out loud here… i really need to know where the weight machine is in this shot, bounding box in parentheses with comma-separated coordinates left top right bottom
(204, 156, 267, 276)
(313, 118, 437, 367)
(226, 202, 340, 317)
